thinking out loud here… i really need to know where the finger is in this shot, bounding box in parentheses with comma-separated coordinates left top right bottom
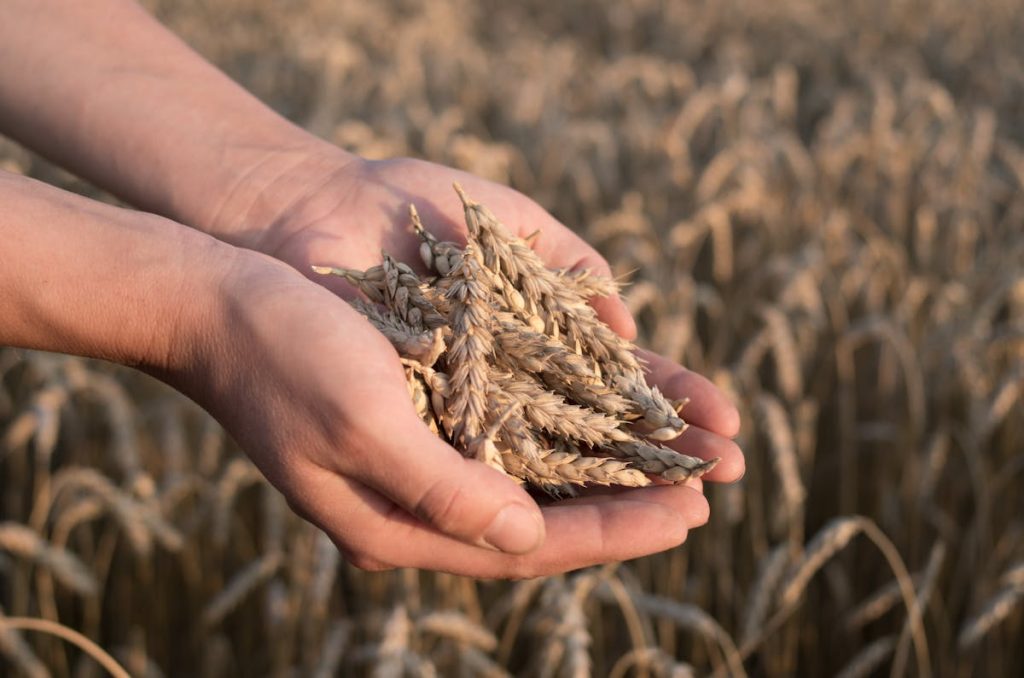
(337, 383, 546, 555)
(586, 282, 638, 341)
(300, 465, 707, 577)
(409, 485, 708, 577)
(637, 348, 741, 437)
(666, 424, 745, 483)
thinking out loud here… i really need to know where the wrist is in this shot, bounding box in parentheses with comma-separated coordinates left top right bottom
(0, 171, 241, 375)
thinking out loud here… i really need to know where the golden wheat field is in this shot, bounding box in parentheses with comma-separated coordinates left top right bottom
(2, 0, 1023, 675)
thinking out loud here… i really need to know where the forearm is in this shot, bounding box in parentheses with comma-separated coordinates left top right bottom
(0, 170, 227, 371)
(0, 0, 346, 248)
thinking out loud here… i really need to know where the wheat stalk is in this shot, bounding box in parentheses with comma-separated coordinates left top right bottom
(833, 635, 897, 678)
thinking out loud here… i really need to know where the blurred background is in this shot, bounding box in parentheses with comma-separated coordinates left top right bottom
(2, 0, 1022, 675)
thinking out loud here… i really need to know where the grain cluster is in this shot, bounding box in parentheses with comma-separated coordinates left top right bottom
(314, 186, 716, 496)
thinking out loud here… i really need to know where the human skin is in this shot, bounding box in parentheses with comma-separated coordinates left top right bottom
(0, 1, 743, 577)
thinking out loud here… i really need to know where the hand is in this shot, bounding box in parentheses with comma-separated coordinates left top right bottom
(1, 168, 722, 579)
(204, 151, 745, 576)
(250, 152, 744, 478)
(178, 252, 721, 577)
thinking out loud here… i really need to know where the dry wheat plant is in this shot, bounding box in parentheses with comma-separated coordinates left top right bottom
(2, 0, 1023, 675)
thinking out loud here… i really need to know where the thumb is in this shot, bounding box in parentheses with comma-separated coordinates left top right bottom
(351, 405, 546, 554)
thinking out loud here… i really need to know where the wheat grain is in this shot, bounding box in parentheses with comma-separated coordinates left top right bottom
(455, 184, 639, 371)
(351, 299, 446, 367)
(780, 517, 862, 607)
(604, 440, 719, 481)
(489, 371, 631, 447)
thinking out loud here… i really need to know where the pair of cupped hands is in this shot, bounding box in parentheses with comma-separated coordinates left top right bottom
(0, 0, 742, 579)
(170, 148, 745, 577)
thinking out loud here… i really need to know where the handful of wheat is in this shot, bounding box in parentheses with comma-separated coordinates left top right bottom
(313, 186, 718, 497)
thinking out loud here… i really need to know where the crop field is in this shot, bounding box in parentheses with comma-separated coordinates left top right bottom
(2, 0, 1023, 676)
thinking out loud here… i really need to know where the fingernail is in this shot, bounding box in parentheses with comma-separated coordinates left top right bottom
(483, 504, 544, 554)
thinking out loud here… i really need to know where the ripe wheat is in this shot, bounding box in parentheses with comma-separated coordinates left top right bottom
(314, 185, 717, 495)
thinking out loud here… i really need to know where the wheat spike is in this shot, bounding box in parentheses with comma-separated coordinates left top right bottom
(352, 299, 446, 367)
(202, 552, 283, 628)
(416, 611, 498, 651)
(0, 522, 97, 595)
(604, 440, 719, 482)
(834, 635, 897, 678)
(443, 249, 495, 447)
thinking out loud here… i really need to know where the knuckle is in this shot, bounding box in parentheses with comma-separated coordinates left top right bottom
(345, 550, 394, 573)
(503, 557, 542, 581)
(671, 525, 692, 548)
(413, 476, 471, 537)
(330, 534, 395, 573)
(692, 498, 710, 527)
(319, 526, 394, 572)
(285, 498, 315, 525)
